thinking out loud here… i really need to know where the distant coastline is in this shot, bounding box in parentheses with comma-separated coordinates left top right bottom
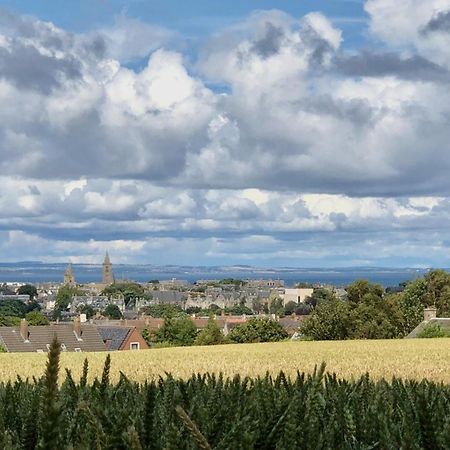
(0, 262, 430, 287)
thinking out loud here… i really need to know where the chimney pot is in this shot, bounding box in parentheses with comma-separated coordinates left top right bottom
(74, 316, 82, 337)
(20, 318, 29, 342)
(424, 307, 437, 322)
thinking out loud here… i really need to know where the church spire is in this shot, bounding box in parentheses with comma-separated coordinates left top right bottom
(102, 251, 113, 285)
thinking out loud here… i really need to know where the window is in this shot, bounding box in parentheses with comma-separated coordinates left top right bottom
(75, 348, 82, 352)
(130, 342, 140, 350)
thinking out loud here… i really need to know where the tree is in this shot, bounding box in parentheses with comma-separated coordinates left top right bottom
(284, 301, 298, 316)
(346, 280, 384, 305)
(143, 304, 183, 318)
(0, 299, 27, 318)
(225, 305, 253, 316)
(102, 282, 148, 307)
(269, 298, 284, 316)
(17, 284, 38, 299)
(227, 318, 288, 344)
(26, 300, 41, 313)
(195, 316, 223, 346)
(299, 299, 350, 340)
(0, 315, 21, 326)
(25, 311, 49, 325)
(54, 285, 82, 317)
(77, 304, 95, 320)
(103, 304, 123, 320)
(156, 316, 197, 346)
(398, 278, 427, 335)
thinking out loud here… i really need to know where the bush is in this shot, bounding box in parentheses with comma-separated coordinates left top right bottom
(156, 316, 197, 346)
(195, 316, 223, 346)
(25, 311, 49, 325)
(103, 304, 123, 319)
(227, 318, 288, 343)
(417, 323, 450, 338)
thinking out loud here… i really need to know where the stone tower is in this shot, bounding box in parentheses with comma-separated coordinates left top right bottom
(64, 263, 75, 286)
(102, 252, 114, 285)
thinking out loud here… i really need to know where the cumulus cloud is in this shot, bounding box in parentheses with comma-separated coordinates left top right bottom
(1, 4, 450, 265)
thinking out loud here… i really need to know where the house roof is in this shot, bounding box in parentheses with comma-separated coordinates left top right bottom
(0, 324, 106, 352)
(97, 326, 132, 351)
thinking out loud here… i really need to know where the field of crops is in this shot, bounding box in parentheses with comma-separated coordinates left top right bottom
(0, 338, 449, 383)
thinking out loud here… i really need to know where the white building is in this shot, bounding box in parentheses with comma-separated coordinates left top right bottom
(281, 288, 314, 305)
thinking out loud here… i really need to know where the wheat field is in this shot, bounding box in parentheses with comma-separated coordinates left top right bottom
(0, 339, 449, 383)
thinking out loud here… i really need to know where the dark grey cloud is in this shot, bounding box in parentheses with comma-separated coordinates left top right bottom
(0, 44, 82, 94)
(335, 51, 450, 83)
(421, 10, 450, 35)
(250, 22, 284, 58)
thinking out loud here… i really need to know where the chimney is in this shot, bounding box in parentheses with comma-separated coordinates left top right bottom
(74, 316, 82, 338)
(424, 306, 437, 322)
(20, 319, 29, 342)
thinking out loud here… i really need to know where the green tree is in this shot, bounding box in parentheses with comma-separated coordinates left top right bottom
(102, 282, 148, 306)
(398, 278, 427, 334)
(103, 304, 123, 320)
(284, 301, 298, 316)
(225, 304, 253, 315)
(0, 315, 21, 326)
(143, 304, 184, 318)
(346, 279, 384, 305)
(299, 299, 350, 340)
(195, 316, 223, 346)
(17, 284, 38, 299)
(0, 299, 27, 317)
(227, 318, 288, 344)
(269, 297, 284, 316)
(25, 311, 49, 325)
(54, 285, 82, 317)
(156, 316, 197, 346)
(76, 304, 95, 320)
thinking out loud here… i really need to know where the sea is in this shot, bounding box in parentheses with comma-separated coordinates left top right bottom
(0, 262, 432, 288)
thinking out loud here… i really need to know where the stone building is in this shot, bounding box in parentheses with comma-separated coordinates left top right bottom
(64, 263, 75, 286)
(102, 252, 114, 285)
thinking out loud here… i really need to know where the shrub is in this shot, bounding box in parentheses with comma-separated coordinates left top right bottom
(195, 316, 223, 346)
(227, 318, 288, 343)
(417, 323, 450, 338)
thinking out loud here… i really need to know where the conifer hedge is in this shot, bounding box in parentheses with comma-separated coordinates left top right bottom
(0, 339, 449, 449)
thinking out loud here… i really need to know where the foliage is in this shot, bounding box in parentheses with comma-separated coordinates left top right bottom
(417, 323, 450, 338)
(0, 299, 27, 317)
(305, 287, 336, 308)
(156, 316, 198, 346)
(346, 279, 384, 305)
(0, 315, 20, 326)
(2, 348, 450, 449)
(299, 299, 350, 340)
(102, 282, 150, 306)
(25, 311, 49, 325)
(0, 343, 5, 353)
(143, 304, 184, 318)
(268, 297, 284, 316)
(227, 318, 288, 343)
(17, 284, 38, 299)
(76, 303, 95, 319)
(224, 304, 253, 315)
(54, 285, 82, 317)
(195, 316, 224, 346)
(103, 304, 123, 319)
(284, 301, 298, 315)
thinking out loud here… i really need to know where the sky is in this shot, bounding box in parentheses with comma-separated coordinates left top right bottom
(1, 0, 450, 267)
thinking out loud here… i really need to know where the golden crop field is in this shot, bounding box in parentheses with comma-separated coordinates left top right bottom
(0, 339, 449, 383)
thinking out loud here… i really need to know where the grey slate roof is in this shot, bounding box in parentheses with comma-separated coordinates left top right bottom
(0, 324, 106, 352)
(97, 326, 132, 351)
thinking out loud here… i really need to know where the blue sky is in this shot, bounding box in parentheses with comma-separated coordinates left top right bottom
(1, 0, 450, 267)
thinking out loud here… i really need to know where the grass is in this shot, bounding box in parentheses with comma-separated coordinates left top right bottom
(0, 339, 449, 383)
